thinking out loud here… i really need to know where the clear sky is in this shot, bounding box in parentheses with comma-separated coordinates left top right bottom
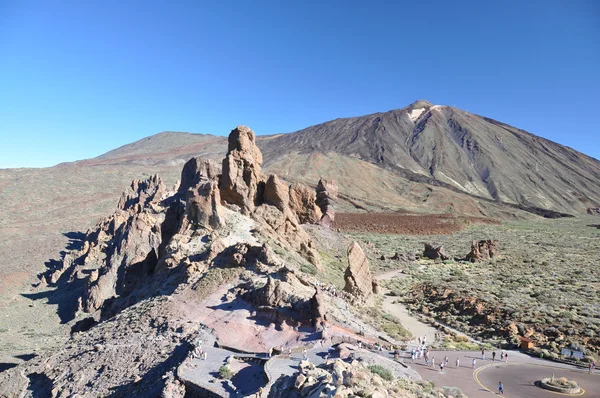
(1, 0, 599, 168)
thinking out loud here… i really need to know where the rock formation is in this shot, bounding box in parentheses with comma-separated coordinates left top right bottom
(587, 207, 600, 216)
(178, 157, 219, 193)
(466, 240, 498, 262)
(219, 125, 264, 213)
(315, 178, 338, 228)
(390, 252, 417, 262)
(343, 242, 375, 302)
(288, 182, 322, 224)
(423, 243, 449, 261)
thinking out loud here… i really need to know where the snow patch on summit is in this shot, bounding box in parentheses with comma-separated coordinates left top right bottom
(408, 108, 425, 121)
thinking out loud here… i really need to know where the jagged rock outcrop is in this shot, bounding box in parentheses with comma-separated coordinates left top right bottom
(289, 183, 322, 224)
(588, 207, 600, 216)
(423, 243, 450, 261)
(316, 178, 338, 228)
(466, 240, 498, 262)
(219, 126, 265, 213)
(343, 242, 374, 302)
(178, 157, 219, 193)
(117, 174, 167, 212)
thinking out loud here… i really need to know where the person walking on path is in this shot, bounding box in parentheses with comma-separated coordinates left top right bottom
(492, 351, 496, 361)
(440, 362, 444, 372)
(303, 349, 308, 361)
(455, 358, 460, 368)
(500, 352, 504, 361)
(481, 349, 485, 360)
(498, 381, 504, 395)
(431, 357, 435, 368)
(504, 353, 508, 362)
(472, 358, 476, 368)
(589, 361, 595, 374)
(444, 355, 449, 365)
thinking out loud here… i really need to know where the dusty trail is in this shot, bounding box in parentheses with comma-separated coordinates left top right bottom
(375, 269, 438, 345)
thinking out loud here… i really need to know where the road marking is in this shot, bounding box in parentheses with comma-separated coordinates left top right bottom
(473, 363, 586, 396)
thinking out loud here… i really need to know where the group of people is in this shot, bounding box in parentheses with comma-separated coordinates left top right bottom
(481, 349, 508, 362)
(192, 339, 208, 360)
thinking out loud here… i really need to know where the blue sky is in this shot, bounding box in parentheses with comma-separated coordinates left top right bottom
(1, 0, 598, 168)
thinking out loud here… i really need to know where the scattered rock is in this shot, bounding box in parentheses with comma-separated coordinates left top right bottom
(587, 207, 600, 216)
(466, 240, 498, 262)
(423, 243, 449, 261)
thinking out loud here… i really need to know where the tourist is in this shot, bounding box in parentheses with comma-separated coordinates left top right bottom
(444, 355, 448, 365)
(492, 351, 496, 361)
(455, 358, 460, 368)
(481, 349, 485, 360)
(504, 353, 508, 362)
(472, 358, 476, 368)
(589, 361, 595, 374)
(440, 362, 444, 372)
(498, 381, 504, 394)
(431, 357, 435, 368)
(202, 351, 207, 360)
(303, 349, 308, 361)
(500, 352, 504, 361)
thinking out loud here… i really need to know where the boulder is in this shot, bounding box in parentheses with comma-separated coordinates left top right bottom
(289, 183, 322, 224)
(466, 240, 498, 262)
(423, 243, 449, 261)
(343, 242, 374, 302)
(219, 126, 265, 213)
(263, 174, 289, 211)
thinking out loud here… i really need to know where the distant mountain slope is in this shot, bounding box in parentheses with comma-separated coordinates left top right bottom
(260, 100, 600, 213)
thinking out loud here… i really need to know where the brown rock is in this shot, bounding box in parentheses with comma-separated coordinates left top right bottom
(310, 288, 327, 326)
(587, 207, 600, 216)
(185, 181, 223, 230)
(371, 280, 381, 295)
(466, 240, 498, 262)
(316, 178, 338, 228)
(117, 174, 166, 212)
(423, 243, 449, 261)
(178, 157, 219, 193)
(343, 242, 374, 302)
(219, 126, 264, 213)
(288, 183, 322, 224)
(263, 174, 289, 211)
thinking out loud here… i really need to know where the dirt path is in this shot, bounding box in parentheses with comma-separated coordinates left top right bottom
(375, 270, 438, 345)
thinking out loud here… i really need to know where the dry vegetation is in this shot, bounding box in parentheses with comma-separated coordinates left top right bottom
(346, 216, 600, 358)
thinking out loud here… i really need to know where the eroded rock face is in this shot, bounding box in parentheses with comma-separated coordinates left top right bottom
(343, 242, 374, 302)
(185, 181, 223, 230)
(219, 126, 264, 213)
(178, 157, 219, 193)
(423, 243, 449, 261)
(316, 178, 338, 228)
(466, 240, 498, 262)
(289, 183, 322, 224)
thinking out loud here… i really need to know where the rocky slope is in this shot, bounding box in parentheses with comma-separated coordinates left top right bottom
(260, 100, 600, 214)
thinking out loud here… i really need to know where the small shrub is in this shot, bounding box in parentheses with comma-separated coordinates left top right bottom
(442, 386, 466, 398)
(219, 365, 234, 380)
(368, 365, 393, 381)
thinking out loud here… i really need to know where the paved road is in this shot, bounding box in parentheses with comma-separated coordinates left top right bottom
(406, 349, 600, 397)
